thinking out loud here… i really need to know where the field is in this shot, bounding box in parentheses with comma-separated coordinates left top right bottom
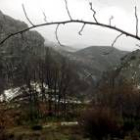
(6, 125, 87, 140)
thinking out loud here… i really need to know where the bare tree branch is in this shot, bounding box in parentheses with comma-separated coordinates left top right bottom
(79, 23, 85, 35)
(0, 1, 140, 54)
(55, 24, 65, 47)
(109, 16, 114, 26)
(42, 11, 47, 23)
(111, 33, 123, 47)
(103, 33, 123, 55)
(89, 2, 98, 23)
(0, 20, 140, 46)
(135, 6, 139, 36)
(22, 4, 35, 26)
(64, 0, 72, 20)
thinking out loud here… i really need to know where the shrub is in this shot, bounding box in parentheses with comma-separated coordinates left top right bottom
(79, 106, 122, 140)
(31, 124, 43, 131)
(0, 103, 9, 140)
(123, 118, 135, 132)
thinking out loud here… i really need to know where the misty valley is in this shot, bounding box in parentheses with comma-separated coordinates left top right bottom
(0, 3, 140, 140)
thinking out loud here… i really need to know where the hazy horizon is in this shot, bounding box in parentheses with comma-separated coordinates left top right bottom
(0, 0, 140, 51)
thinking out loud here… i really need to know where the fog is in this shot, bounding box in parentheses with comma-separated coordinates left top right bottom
(0, 0, 140, 51)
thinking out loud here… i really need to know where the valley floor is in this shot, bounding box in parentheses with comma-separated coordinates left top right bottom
(6, 125, 87, 140)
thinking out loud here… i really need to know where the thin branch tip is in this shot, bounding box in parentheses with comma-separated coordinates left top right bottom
(135, 6, 139, 37)
(64, 0, 72, 20)
(79, 23, 85, 35)
(55, 24, 65, 47)
(42, 11, 47, 23)
(22, 4, 35, 26)
(89, 2, 98, 23)
(109, 16, 114, 26)
(111, 33, 123, 47)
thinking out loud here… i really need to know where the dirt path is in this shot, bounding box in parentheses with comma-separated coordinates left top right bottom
(43, 121, 78, 128)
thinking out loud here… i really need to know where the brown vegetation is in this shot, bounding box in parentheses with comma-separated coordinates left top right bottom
(80, 80, 140, 140)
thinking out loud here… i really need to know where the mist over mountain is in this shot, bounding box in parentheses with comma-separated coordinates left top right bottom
(0, 11, 129, 99)
(56, 46, 128, 88)
(1, 1, 140, 139)
(0, 11, 90, 100)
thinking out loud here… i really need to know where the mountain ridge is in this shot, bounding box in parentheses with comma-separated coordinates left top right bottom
(56, 45, 128, 89)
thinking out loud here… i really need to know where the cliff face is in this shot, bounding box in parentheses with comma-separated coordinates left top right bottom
(0, 10, 44, 50)
(115, 50, 140, 85)
(99, 49, 140, 90)
(0, 11, 45, 88)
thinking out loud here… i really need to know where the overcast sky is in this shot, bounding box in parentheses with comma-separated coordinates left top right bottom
(0, 0, 140, 51)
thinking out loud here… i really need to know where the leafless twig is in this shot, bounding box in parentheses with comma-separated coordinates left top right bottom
(79, 23, 85, 35)
(111, 33, 123, 47)
(64, 0, 72, 20)
(135, 6, 139, 36)
(42, 11, 47, 23)
(103, 33, 123, 55)
(55, 24, 65, 47)
(89, 2, 98, 23)
(0, 2, 140, 53)
(22, 4, 35, 26)
(109, 16, 114, 26)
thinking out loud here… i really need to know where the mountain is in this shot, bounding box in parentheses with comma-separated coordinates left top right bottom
(57, 46, 128, 87)
(0, 11, 129, 100)
(0, 11, 45, 89)
(45, 39, 78, 52)
(0, 10, 45, 47)
(111, 49, 140, 86)
(0, 11, 91, 101)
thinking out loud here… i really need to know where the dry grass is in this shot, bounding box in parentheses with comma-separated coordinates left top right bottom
(6, 125, 86, 140)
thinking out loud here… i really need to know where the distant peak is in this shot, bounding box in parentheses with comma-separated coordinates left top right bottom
(0, 10, 4, 18)
(0, 10, 3, 14)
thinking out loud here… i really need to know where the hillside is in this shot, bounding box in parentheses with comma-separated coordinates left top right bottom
(0, 11, 91, 101)
(0, 11, 129, 99)
(45, 40, 78, 52)
(57, 46, 128, 87)
(112, 49, 140, 86)
(0, 11, 45, 89)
